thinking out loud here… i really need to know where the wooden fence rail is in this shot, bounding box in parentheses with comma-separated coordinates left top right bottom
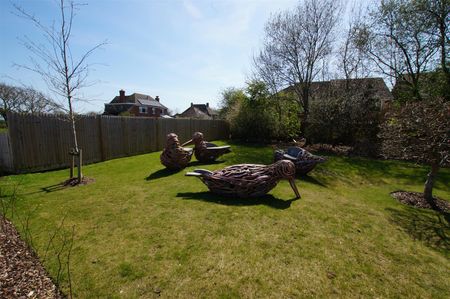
(1, 112, 229, 173)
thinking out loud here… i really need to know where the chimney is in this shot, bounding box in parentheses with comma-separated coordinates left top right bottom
(119, 89, 125, 102)
(191, 102, 193, 107)
(155, 96, 160, 102)
(206, 102, 209, 108)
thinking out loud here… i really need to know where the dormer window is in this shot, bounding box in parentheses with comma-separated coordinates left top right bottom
(139, 106, 147, 113)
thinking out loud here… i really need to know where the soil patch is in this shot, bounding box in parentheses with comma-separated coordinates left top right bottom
(391, 191, 450, 213)
(63, 176, 95, 187)
(0, 217, 62, 298)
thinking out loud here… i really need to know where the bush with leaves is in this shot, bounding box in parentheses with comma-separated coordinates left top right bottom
(379, 97, 449, 202)
(306, 83, 382, 155)
(220, 82, 300, 142)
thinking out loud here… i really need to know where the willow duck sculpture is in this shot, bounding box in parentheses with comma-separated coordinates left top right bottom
(185, 160, 301, 199)
(182, 132, 231, 163)
(274, 146, 326, 175)
(160, 133, 193, 170)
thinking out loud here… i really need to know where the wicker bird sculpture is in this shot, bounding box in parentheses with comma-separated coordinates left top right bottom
(274, 146, 326, 175)
(182, 132, 231, 163)
(160, 133, 193, 170)
(185, 160, 301, 199)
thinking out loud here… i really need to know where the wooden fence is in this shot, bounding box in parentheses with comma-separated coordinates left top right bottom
(1, 112, 229, 173)
(0, 132, 13, 173)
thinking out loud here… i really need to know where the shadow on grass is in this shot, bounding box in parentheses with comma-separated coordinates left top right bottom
(177, 191, 298, 210)
(146, 162, 226, 181)
(387, 207, 450, 254)
(224, 142, 430, 187)
(313, 156, 450, 189)
(40, 183, 66, 193)
(146, 168, 182, 181)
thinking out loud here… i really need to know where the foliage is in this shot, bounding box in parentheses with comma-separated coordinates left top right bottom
(0, 82, 61, 123)
(355, 0, 448, 99)
(220, 81, 300, 141)
(0, 142, 449, 297)
(379, 97, 450, 199)
(253, 0, 341, 135)
(219, 87, 246, 120)
(118, 111, 132, 117)
(392, 68, 450, 101)
(306, 82, 383, 156)
(380, 97, 449, 165)
(273, 92, 301, 140)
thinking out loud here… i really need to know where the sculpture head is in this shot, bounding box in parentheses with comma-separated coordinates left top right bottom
(181, 131, 204, 147)
(166, 133, 180, 147)
(192, 132, 204, 143)
(273, 160, 300, 199)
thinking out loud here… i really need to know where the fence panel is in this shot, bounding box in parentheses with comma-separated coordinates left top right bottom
(0, 132, 13, 172)
(2, 112, 229, 173)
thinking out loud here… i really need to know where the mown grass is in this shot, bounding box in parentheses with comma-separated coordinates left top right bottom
(1, 141, 449, 298)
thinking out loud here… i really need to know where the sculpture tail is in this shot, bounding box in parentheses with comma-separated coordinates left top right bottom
(185, 169, 213, 177)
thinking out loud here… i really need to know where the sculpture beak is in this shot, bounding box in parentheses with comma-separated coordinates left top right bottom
(181, 139, 193, 147)
(289, 178, 301, 199)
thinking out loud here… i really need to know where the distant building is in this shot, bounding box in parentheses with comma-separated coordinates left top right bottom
(176, 102, 219, 119)
(104, 90, 169, 117)
(282, 77, 393, 110)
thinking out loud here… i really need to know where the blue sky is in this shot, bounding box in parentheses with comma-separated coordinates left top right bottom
(0, 0, 366, 114)
(0, 0, 299, 114)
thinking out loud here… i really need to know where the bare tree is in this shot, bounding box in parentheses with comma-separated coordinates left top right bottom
(14, 0, 106, 183)
(0, 83, 23, 123)
(337, 6, 373, 87)
(253, 0, 342, 136)
(0, 82, 61, 123)
(354, 0, 439, 99)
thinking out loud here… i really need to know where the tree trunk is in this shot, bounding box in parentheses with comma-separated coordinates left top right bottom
(299, 113, 308, 138)
(300, 87, 310, 138)
(424, 163, 439, 204)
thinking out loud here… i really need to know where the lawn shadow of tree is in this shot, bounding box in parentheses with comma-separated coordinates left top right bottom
(177, 191, 298, 210)
(40, 183, 66, 193)
(146, 168, 182, 181)
(311, 156, 450, 189)
(386, 207, 450, 254)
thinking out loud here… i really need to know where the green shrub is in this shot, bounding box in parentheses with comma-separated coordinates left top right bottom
(220, 81, 300, 142)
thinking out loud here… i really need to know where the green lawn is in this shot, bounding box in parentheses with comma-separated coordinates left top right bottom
(1, 141, 449, 298)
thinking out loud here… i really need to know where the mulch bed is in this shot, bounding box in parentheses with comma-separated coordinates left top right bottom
(63, 176, 95, 187)
(391, 191, 450, 213)
(304, 143, 353, 156)
(0, 217, 62, 298)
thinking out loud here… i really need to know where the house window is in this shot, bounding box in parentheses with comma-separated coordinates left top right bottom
(139, 106, 147, 113)
(152, 108, 155, 114)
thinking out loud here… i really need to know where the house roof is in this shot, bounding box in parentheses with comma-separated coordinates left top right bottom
(282, 77, 393, 102)
(110, 92, 168, 109)
(178, 103, 218, 119)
